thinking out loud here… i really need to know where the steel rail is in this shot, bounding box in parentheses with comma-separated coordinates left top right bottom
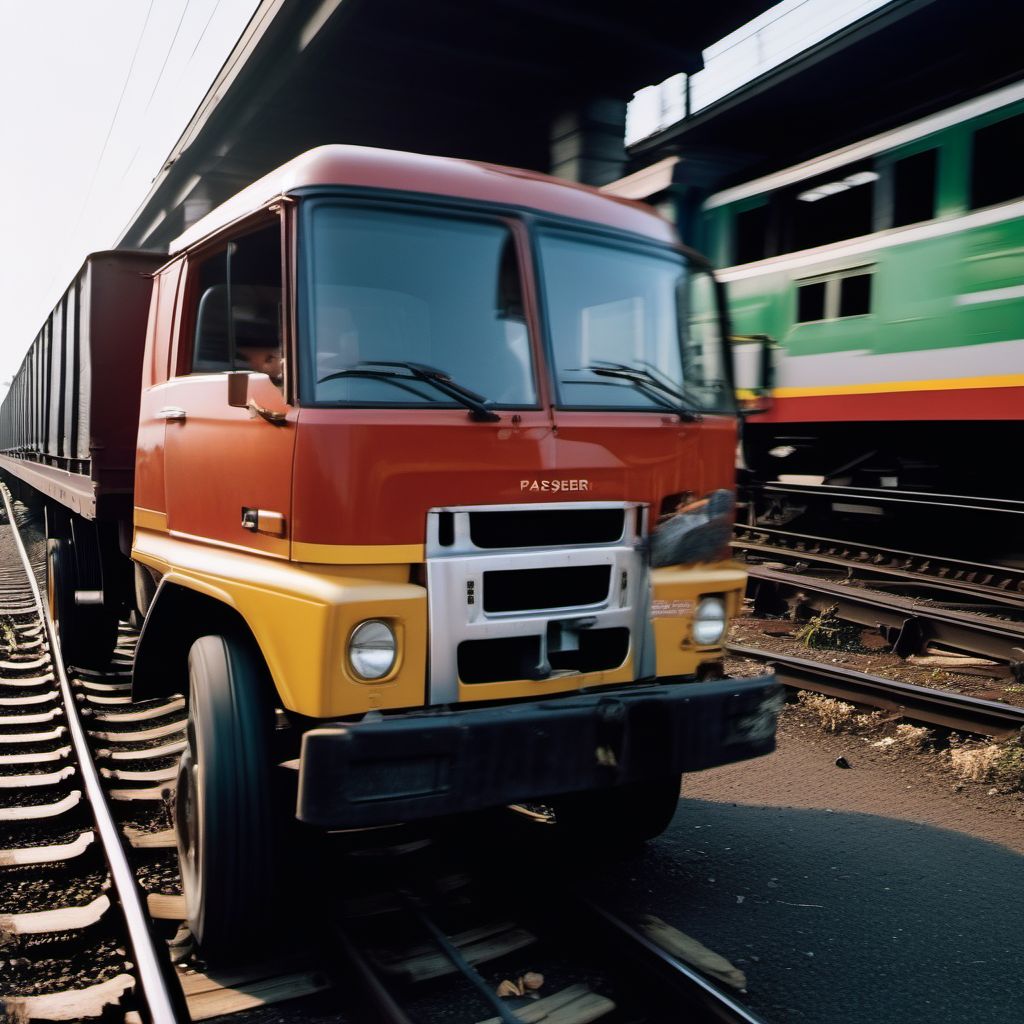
(727, 642, 1024, 738)
(756, 481, 1024, 518)
(732, 526, 1024, 605)
(745, 563, 1024, 664)
(1, 484, 189, 1024)
(575, 898, 769, 1024)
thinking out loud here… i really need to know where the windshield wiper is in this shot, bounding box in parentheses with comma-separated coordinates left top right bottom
(317, 360, 500, 422)
(579, 361, 702, 422)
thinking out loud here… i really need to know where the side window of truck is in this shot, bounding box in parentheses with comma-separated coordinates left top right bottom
(189, 222, 283, 385)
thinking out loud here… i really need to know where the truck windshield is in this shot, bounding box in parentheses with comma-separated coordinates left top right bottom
(538, 229, 733, 415)
(303, 204, 537, 408)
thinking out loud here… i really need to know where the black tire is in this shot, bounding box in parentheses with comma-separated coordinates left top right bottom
(46, 537, 117, 670)
(175, 634, 277, 963)
(548, 774, 682, 851)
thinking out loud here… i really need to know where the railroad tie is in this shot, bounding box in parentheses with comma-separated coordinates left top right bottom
(100, 765, 177, 784)
(96, 738, 186, 762)
(75, 679, 132, 693)
(0, 764, 76, 789)
(0, 831, 94, 867)
(108, 782, 176, 802)
(180, 966, 331, 1022)
(0, 790, 82, 821)
(0, 689, 60, 706)
(82, 697, 185, 723)
(87, 719, 186, 743)
(0, 973, 135, 1022)
(0, 746, 73, 766)
(0, 724, 66, 745)
(0, 706, 62, 726)
(0, 893, 110, 939)
(0, 656, 51, 672)
(0, 672, 55, 689)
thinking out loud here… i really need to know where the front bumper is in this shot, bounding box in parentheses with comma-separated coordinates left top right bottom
(296, 674, 781, 828)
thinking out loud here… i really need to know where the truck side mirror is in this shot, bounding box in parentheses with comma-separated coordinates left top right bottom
(227, 371, 249, 409)
(731, 334, 778, 416)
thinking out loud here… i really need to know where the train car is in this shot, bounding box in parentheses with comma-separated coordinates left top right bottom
(0, 146, 779, 962)
(701, 79, 1024, 500)
(0, 251, 166, 664)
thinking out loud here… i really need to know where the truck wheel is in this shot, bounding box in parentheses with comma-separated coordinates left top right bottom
(549, 775, 682, 851)
(175, 634, 277, 963)
(46, 538, 117, 670)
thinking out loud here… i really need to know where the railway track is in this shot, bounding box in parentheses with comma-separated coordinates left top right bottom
(737, 560, 1024, 666)
(743, 481, 1024, 570)
(1, 490, 769, 1024)
(733, 525, 1024, 603)
(727, 643, 1024, 739)
(729, 514, 1024, 739)
(319, 821, 769, 1024)
(750, 481, 1024, 523)
(0, 485, 185, 1023)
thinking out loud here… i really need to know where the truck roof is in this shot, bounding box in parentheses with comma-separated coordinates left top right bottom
(169, 145, 675, 255)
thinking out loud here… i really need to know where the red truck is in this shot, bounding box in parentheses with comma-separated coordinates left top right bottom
(0, 145, 779, 961)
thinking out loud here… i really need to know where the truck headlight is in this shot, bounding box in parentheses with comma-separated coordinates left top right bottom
(693, 597, 727, 646)
(348, 620, 396, 679)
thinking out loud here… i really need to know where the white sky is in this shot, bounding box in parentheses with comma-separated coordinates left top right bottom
(0, 0, 260, 394)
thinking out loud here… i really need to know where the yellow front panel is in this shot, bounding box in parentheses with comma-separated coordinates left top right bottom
(134, 527, 746, 719)
(133, 528, 428, 718)
(650, 561, 746, 677)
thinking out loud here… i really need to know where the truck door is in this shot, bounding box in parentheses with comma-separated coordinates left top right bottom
(160, 220, 296, 558)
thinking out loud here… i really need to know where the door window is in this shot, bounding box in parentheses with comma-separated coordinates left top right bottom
(188, 223, 283, 386)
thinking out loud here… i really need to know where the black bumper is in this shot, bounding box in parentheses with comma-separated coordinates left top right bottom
(296, 675, 781, 828)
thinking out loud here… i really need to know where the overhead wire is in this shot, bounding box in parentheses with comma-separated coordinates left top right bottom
(189, 0, 224, 62)
(64, 0, 156, 246)
(121, 0, 193, 179)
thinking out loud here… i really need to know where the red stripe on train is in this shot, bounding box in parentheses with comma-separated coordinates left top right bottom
(758, 385, 1024, 424)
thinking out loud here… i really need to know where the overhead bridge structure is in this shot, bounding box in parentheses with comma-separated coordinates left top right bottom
(119, 0, 774, 251)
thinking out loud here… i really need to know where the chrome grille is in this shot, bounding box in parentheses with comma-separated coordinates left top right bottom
(425, 502, 650, 701)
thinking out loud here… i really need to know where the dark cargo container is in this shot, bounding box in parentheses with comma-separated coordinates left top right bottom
(0, 250, 164, 520)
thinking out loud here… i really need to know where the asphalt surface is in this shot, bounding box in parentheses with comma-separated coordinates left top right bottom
(584, 712, 1024, 1023)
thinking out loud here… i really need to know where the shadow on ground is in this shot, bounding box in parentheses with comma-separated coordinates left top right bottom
(583, 798, 1024, 1023)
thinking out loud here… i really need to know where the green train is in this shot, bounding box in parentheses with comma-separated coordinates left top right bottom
(699, 79, 1024, 499)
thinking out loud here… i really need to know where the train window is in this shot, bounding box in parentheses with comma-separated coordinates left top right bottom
(796, 281, 826, 322)
(796, 270, 872, 323)
(892, 149, 937, 226)
(189, 223, 282, 383)
(788, 164, 876, 252)
(734, 204, 769, 264)
(839, 273, 872, 317)
(970, 111, 1024, 209)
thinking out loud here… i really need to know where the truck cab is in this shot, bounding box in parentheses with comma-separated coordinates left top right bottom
(5, 146, 779, 963)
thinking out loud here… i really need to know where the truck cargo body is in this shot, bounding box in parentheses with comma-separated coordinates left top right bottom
(0, 251, 164, 520)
